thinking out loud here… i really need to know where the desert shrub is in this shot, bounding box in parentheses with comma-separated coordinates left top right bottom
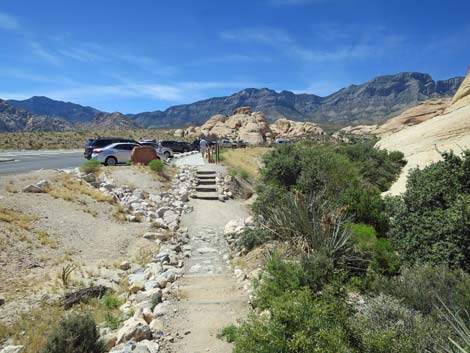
(228, 289, 352, 353)
(101, 293, 121, 310)
(41, 313, 105, 353)
(79, 159, 101, 174)
(338, 141, 406, 191)
(369, 264, 470, 316)
(254, 253, 308, 309)
(388, 151, 470, 270)
(237, 228, 270, 250)
(300, 252, 337, 293)
(239, 169, 250, 180)
(261, 144, 303, 188)
(148, 159, 164, 173)
(351, 294, 449, 353)
(350, 223, 400, 275)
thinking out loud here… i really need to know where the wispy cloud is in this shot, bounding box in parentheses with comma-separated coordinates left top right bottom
(29, 42, 61, 66)
(221, 26, 404, 62)
(0, 12, 20, 30)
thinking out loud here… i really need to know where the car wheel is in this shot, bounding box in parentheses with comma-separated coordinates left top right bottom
(164, 151, 171, 159)
(105, 156, 117, 166)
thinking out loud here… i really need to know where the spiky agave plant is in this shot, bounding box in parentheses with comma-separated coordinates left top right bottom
(260, 190, 360, 268)
(438, 298, 470, 353)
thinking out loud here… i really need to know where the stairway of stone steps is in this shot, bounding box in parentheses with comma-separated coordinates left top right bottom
(195, 170, 219, 200)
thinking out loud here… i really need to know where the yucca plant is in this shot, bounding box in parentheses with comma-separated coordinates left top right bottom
(260, 191, 361, 268)
(438, 298, 470, 353)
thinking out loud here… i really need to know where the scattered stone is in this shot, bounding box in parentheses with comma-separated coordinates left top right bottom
(0, 295, 5, 306)
(149, 318, 164, 333)
(129, 280, 145, 294)
(22, 184, 43, 193)
(119, 261, 131, 271)
(116, 318, 152, 344)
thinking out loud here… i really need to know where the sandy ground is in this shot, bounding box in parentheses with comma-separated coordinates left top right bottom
(164, 165, 249, 353)
(0, 167, 159, 311)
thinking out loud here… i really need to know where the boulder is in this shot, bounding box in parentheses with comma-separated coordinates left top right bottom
(174, 129, 184, 137)
(119, 261, 131, 271)
(131, 146, 158, 165)
(149, 318, 164, 333)
(22, 184, 43, 193)
(129, 280, 145, 294)
(224, 219, 247, 235)
(0, 347, 24, 353)
(116, 318, 152, 344)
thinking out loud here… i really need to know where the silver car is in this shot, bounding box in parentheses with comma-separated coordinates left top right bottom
(139, 141, 174, 160)
(91, 142, 141, 165)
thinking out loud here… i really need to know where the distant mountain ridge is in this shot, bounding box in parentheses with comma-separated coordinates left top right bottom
(8, 96, 100, 123)
(2, 72, 464, 132)
(0, 99, 72, 132)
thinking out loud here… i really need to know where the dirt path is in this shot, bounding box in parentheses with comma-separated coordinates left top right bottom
(165, 164, 249, 353)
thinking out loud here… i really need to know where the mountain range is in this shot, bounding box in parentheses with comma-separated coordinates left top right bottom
(1, 72, 464, 132)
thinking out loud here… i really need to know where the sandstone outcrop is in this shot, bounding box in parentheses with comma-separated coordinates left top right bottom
(180, 107, 324, 145)
(271, 118, 324, 137)
(377, 69, 470, 195)
(447, 68, 470, 112)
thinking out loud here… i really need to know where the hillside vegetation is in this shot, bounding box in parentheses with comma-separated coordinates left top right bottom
(0, 129, 176, 150)
(223, 141, 470, 353)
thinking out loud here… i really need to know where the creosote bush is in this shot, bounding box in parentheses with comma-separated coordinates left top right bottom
(149, 158, 164, 173)
(41, 313, 105, 353)
(79, 159, 101, 174)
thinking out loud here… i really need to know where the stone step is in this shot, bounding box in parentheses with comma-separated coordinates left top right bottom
(197, 180, 216, 186)
(197, 176, 216, 180)
(196, 186, 217, 192)
(195, 192, 220, 200)
(196, 171, 216, 175)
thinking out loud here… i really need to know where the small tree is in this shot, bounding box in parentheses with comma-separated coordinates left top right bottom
(42, 314, 105, 353)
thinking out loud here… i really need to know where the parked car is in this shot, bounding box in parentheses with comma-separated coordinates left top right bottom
(160, 140, 195, 153)
(139, 141, 174, 159)
(218, 139, 236, 148)
(91, 142, 146, 166)
(84, 137, 139, 159)
(275, 137, 291, 145)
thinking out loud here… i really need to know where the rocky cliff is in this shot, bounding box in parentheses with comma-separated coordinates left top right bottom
(131, 73, 463, 128)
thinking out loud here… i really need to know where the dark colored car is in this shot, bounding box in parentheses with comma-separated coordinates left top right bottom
(84, 137, 140, 159)
(160, 140, 195, 153)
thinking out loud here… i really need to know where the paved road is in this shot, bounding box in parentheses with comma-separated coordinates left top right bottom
(0, 150, 84, 176)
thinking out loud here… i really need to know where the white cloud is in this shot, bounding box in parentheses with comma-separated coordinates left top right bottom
(29, 42, 61, 66)
(0, 12, 20, 30)
(221, 25, 405, 63)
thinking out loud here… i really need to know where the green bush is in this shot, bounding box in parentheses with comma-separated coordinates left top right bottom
(369, 264, 470, 316)
(350, 223, 400, 275)
(228, 289, 352, 353)
(79, 159, 101, 174)
(351, 294, 449, 353)
(41, 314, 105, 353)
(102, 293, 121, 310)
(237, 228, 270, 251)
(149, 158, 164, 173)
(388, 151, 470, 270)
(300, 252, 337, 293)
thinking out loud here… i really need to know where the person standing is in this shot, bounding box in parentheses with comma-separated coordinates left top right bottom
(200, 138, 208, 158)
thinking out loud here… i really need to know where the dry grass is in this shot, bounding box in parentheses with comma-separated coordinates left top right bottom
(36, 230, 58, 248)
(0, 128, 179, 150)
(0, 297, 115, 353)
(133, 244, 160, 266)
(0, 207, 36, 231)
(221, 147, 271, 181)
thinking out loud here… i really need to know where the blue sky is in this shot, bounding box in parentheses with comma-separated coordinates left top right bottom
(0, 0, 469, 113)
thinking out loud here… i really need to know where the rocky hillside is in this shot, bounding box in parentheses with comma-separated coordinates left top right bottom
(91, 112, 139, 130)
(131, 73, 462, 128)
(8, 96, 100, 123)
(0, 99, 73, 132)
(377, 69, 470, 195)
